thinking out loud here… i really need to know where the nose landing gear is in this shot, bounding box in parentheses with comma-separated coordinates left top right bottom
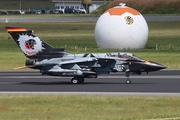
(125, 72, 131, 84)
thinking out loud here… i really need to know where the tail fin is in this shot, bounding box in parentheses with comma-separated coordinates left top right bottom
(6, 27, 66, 59)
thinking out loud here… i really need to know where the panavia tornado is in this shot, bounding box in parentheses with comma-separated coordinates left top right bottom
(6, 27, 166, 84)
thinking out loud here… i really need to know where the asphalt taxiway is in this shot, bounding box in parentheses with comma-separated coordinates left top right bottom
(0, 70, 179, 93)
(1, 16, 180, 23)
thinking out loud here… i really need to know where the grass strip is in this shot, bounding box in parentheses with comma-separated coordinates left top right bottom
(0, 95, 180, 120)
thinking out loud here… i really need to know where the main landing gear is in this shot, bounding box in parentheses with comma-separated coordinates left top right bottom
(71, 74, 132, 84)
(125, 72, 131, 84)
(71, 76, 84, 84)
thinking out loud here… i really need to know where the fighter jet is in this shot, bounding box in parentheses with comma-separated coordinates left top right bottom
(6, 27, 166, 84)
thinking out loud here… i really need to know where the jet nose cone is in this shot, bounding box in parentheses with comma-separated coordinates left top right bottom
(145, 61, 166, 71)
(159, 65, 167, 70)
(155, 64, 166, 70)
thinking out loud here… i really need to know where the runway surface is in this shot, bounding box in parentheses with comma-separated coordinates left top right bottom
(0, 70, 179, 93)
(0, 16, 180, 23)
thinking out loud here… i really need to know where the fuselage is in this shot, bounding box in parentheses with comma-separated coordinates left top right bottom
(30, 52, 166, 76)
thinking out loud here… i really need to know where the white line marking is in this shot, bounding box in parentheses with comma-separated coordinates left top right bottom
(0, 92, 180, 96)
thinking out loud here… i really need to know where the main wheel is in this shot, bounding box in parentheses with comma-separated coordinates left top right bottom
(126, 79, 131, 84)
(71, 78, 79, 84)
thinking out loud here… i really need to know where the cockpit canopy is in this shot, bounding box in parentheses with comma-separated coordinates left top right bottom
(107, 52, 143, 61)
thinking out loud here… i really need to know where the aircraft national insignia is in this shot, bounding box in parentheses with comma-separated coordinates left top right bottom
(124, 16, 134, 25)
(17, 34, 45, 56)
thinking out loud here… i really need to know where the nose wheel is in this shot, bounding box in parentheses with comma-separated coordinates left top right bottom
(126, 79, 131, 84)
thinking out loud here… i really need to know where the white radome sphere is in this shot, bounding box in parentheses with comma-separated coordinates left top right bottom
(94, 3, 149, 49)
